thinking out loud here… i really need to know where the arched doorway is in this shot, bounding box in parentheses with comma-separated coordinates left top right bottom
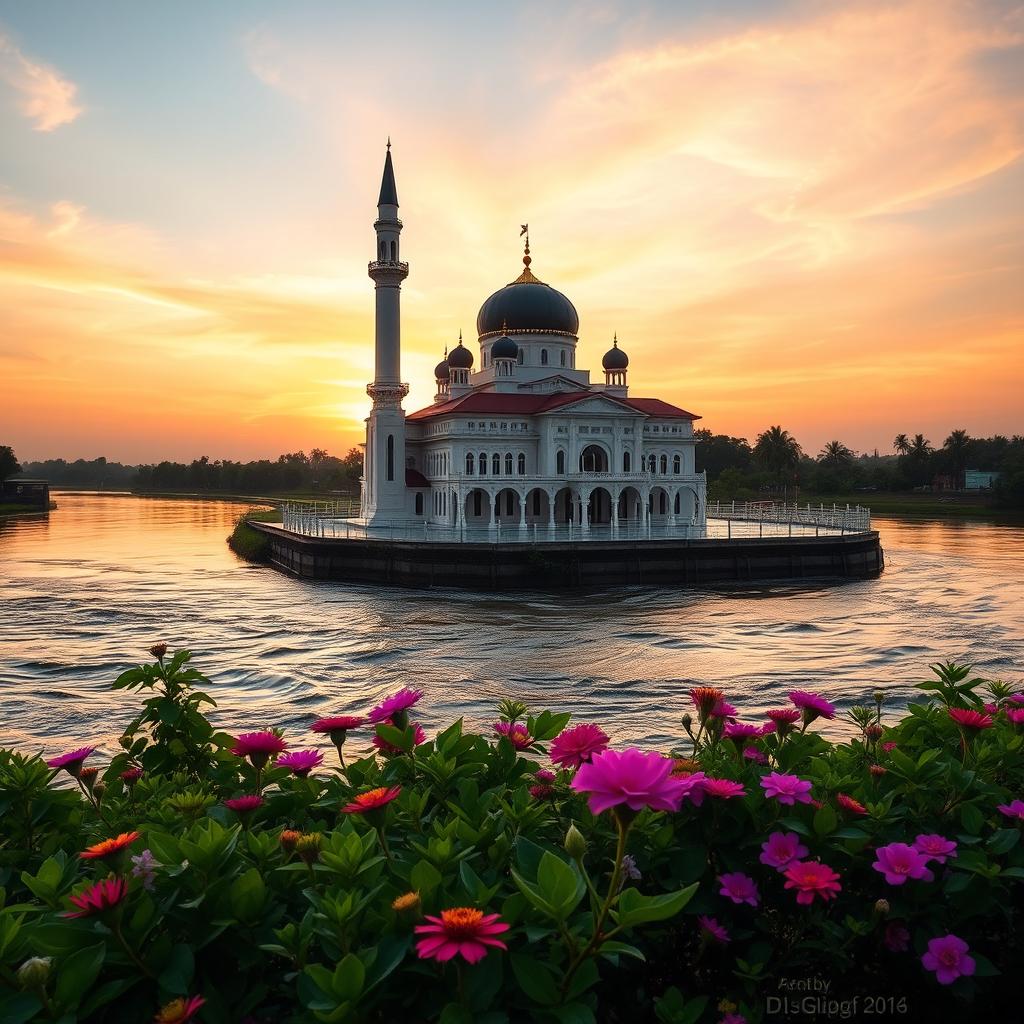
(588, 487, 612, 527)
(525, 487, 550, 526)
(495, 488, 521, 528)
(650, 486, 671, 524)
(554, 486, 574, 525)
(618, 486, 643, 524)
(463, 488, 491, 528)
(579, 444, 609, 473)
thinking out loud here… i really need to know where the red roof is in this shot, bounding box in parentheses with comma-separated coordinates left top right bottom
(407, 390, 698, 422)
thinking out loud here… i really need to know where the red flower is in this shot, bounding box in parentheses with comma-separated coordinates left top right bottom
(154, 995, 205, 1024)
(689, 687, 725, 721)
(415, 907, 509, 963)
(948, 708, 993, 731)
(64, 877, 128, 918)
(783, 860, 842, 904)
(310, 715, 364, 734)
(836, 793, 868, 815)
(529, 783, 556, 800)
(80, 831, 140, 860)
(493, 721, 534, 750)
(341, 786, 401, 815)
(224, 795, 265, 814)
(120, 767, 143, 784)
(231, 731, 288, 764)
(702, 778, 746, 799)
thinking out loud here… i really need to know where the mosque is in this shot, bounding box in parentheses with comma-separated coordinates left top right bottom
(358, 144, 707, 539)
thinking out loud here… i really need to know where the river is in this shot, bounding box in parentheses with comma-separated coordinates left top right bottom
(2, 493, 1022, 757)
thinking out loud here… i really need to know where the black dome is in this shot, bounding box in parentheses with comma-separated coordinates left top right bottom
(447, 342, 474, 369)
(602, 339, 629, 370)
(477, 270, 579, 339)
(490, 334, 519, 359)
(434, 357, 450, 380)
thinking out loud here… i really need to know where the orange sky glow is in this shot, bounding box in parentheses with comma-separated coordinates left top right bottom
(1, 1, 1022, 463)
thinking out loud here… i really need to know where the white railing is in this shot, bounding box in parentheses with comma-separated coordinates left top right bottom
(706, 501, 871, 534)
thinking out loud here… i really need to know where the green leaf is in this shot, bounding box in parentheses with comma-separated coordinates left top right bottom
(813, 804, 837, 836)
(55, 943, 105, 1009)
(510, 954, 560, 1006)
(439, 1005, 474, 1024)
(959, 803, 984, 835)
(599, 940, 646, 962)
(332, 953, 365, 1001)
(229, 867, 267, 924)
(987, 829, 1020, 855)
(612, 884, 697, 928)
(410, 859, 443, 894)
(158, 943, 194, 996)
(535, 852, 586, 920)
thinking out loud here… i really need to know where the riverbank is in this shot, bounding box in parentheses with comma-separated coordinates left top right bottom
(0, 501, 56, 518)
(800, 491, 1020, 520)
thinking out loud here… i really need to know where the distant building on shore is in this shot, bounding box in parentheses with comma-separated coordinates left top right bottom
(964, 470, 1000, 491)
(358, 144, 707, 537)
(2, 479, 50, 508)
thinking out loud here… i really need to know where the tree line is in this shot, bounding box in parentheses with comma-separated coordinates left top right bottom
(696, 427, 1024, 507)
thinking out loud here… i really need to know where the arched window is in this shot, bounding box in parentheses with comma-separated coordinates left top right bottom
(673, 454, 681, 474)
(648, 454, 656, 473)
(579, 445, 608, 473)
(518, 453, 526, 475)
(386, 435, 394, 481)
(560, 350, 566, 367)
(674, 492, 680, 514)
(415, 493, 423, 515)
(505, 453, 513, 475)
(479, 452, 487, 475)
(660, 492, 667, 514)
(541, 349, 548, 365)
(556, 450, 566, 474)
(492, 453, 500, 475)
(623, 451, 631, 472)
(506, 492, 514, 515)
(517, 350, 524, 365)
(660, 454, 668, 474)
(389, 240, 396, 260)
(474, 491, 482, 516)
(466, 453, 474, 475)
(533, 490, 541, 515)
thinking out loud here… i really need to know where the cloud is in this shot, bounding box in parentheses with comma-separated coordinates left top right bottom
(0, 31, 82, 131)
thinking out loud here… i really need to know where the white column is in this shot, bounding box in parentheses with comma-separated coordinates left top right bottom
(518, 489, 527, 530)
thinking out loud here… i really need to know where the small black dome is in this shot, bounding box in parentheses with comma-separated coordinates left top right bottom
(434, 357, 450, 380)
(602, 338, 629, 370)
(490, 334, 519, 359)
(477, 268, 579, 339)
(447, 342, 474, 369)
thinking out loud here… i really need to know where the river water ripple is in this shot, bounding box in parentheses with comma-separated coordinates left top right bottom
(2, 494, 1022, 757)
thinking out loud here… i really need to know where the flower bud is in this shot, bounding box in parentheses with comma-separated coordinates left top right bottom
(296, 832, 322, 864)
(279, 829, 301, 854)
(17, 957, 51, 990)
(79, 767, 98, 790)
(92, 781, 106, 801)
(150, 642, 168, 660)
(564, 823, 587, 861)
(873, 690, 886, 705)
(391, 890, 422, 920)
(680, 713, 693, 732)
(874, 898, 890, 917)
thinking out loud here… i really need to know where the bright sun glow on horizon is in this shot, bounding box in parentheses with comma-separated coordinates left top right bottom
(1, 0, 1022, 464)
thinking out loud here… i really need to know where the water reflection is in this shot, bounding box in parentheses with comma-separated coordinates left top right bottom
(2, 494, 1022, 757)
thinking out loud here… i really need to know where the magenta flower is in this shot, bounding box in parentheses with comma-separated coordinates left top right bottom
(719, 872, 759, 907)
(1007, 693, 1024, 705)
(549, 723, 610, 769)
(948, 708, 993, 731)
(224, 795, 265, 814)
(783, 860, 842, 905)
(709, 699, 738, 720)
(698, 915, 730, 944)
(231, 731, 287, 766)
(884, 921, 910, 952)
(1006, 708, 1024, 729)
(571, 748, 688, 816)
(368, 687, 423, 724)
(277, 749, 324, 777)
(719, 1015, 747, 1024)
(766, 708, 801, 730)
(788, 690, 836, 723)
(415, 908, 509, 964)
(46, 746, 97, 778)
(534, 769, 556, 783)
(702, 778, 746, 800)
(493, 721, 534, 750)
(881, 740, 898, 753)
(723, 722, 761, 743)
(996, 799, 1024, 821)
(63, 877, 128, 918)
(758, 721, 777, 735)
(872, 842, 932, 885)
(914, 834, 957, 865)
(675, 771, 707, 807)
(529, 784, 556, 800)
(310, 715, 364, 736)
(743, 746, 768, 765)
(921, 934, 976, 985)
(372, 721, 426, 754)
(759, 831, 809, 871)
(760, 771, 813, 806)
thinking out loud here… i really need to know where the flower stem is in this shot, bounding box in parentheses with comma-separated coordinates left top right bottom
(112, 921, 154, 978)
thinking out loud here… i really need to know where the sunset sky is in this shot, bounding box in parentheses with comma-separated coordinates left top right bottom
(1, 0, 1022, 464)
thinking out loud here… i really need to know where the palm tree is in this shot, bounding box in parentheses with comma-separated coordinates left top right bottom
(893, 434, 911, 456)
(754, 426, 803, 486)
(909, 434, 932, 460)
(943, 428, 972, 489)
(819, 440, 854, 468)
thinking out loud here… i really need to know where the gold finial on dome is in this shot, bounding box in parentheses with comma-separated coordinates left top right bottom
(513, 223, 540, 284)
(613, 332, 618, 347)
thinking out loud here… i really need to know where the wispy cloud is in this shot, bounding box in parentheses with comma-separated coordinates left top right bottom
(0, 30, 82, 131)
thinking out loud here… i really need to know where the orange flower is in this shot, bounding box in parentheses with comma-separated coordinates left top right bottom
(341, 786, 401, 815)
(80, 831, 140, 860)
(392, 891, 422, 913)
(154, 995, 204, 1024)
(280, 829, 301, 853)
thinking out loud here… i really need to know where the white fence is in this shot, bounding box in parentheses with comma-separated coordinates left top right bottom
(706, 500, 871, 533)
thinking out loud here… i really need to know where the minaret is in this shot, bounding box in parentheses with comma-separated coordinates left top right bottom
(361, 141, 411, 524)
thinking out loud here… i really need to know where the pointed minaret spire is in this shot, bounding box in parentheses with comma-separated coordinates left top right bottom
(378, 141, 399, 207)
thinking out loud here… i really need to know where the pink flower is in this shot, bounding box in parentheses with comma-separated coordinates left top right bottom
(689, 687, 725, 720)
(996, 799, 1024, 821)
(983, 702, 999, 715)
(702, 778, 746, 800)
(884, 921, 910, 952)
(120, 767, 143, 784)
(571, 748, 688, 816)
(231, 731, 288, 765)
(719, 872, 759, 907)
(131, 849, 159, 891)
(549, 724, 610, 769)
(921, 934, 975, 985)
(310, 715, 364, 735)
(766, 708, 801, 726)
(758, 721, 777, 735)
(881, 741, 898, 753)
(788, 690, 836, 723)
(155, 995, 205, 1024)
(368, 687, 423, 724)
(760, 772, 812, 806)
(914, 834, 957, 865)
(46, 746, 97, 778)
(743, 746, 767, 765)
(783, 860, 842, 904)
(675, 771, 707, 807)
(759, 831, 809, 871)
(1006, 708, 1024, 729)
(63, 877, 128, 918)
(1007, 693, 1024, 705)
(869, 764, 887, 777)
(948, 708, 993, 731)
(836, 793, 868, 815)
(493, 721, 534, 750)
(529, 784, 555, 800)
(723, 722, 761, 743)
(872, 842, 932, 885)
(372, 720, 426, 754)
(698, 915, 730, 944)
(719, 1015, 746, 1024)
(224, 795, 264, 814)
(415, 907, 509, 964)
(534, 769, 556, 783)
(277, 750, 324, 777)
(709, 699, 738, 720)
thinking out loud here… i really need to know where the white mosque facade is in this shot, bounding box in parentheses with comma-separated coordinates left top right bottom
(359, 146, 707, 539)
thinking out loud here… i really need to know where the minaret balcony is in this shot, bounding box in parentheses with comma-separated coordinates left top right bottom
(368, 259, 409, 276)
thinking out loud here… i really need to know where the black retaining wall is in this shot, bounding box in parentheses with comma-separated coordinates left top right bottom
(252, 523, 884, 590)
